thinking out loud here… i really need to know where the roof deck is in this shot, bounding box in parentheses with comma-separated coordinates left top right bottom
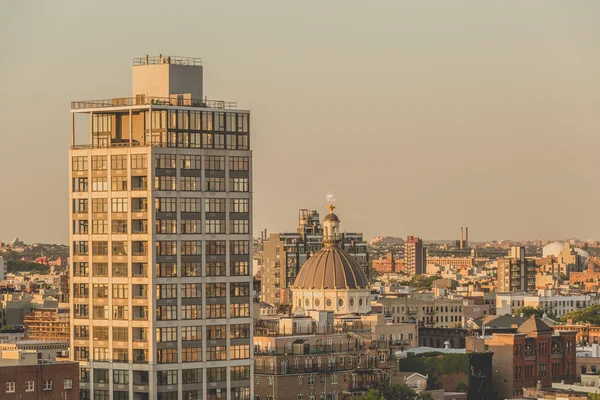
(71, 96, 237, 111)
(133, 55, 202, 67)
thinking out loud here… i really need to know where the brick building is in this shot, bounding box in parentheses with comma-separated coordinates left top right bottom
(380, 294, 464, 328)
(418, 327, 470, 349)
(0, 349, 79, 400)
(254, 320, 392, 400)
(466, 316, 577, 399)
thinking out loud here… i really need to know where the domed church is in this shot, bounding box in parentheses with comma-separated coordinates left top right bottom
(291, 203, 371, 315)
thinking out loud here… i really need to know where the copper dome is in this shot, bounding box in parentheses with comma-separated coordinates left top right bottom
(292, 245, 368, 290)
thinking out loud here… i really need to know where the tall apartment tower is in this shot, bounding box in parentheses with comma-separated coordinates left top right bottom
(69, 55, 252, 400)
(497, 246, 536, 293)
(404, 236, 426, 276)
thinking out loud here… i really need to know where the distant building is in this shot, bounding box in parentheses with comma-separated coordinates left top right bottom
(24, 309, 70, 341)
(379, 294, 463, 328)
(0, 349, 79, 399)
(371, 252, 401, 274)
(426, 256, 474, 269)
(261, 207, 368, 306)
(404, 236, 426, 276)
(496, 291, 596, 318)
(0, 256, 6, 281)
(497, 246, 536, 293)
(467, 316, 577, 399)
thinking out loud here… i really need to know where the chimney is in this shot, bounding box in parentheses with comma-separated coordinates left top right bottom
(465, 227, 469, 247)
(460, 227, 464, 249)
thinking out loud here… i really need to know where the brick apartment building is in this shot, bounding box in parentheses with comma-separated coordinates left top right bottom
(253, 321, 392, 400)
(467, 316, 576, 399)
(0, 349, 79, 400)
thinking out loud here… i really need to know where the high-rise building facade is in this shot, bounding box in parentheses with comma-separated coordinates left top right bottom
(260, 209, 368, 307)
(497, 246, 536, 293)
(404, 236, 426, 276)
(69, 55, 253, 400)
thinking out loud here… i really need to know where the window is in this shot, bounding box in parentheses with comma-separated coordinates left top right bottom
(230, 303, 250, 318)
(157, 348, 178, 364)
(131, 154, 147, 169)
(111, 155, 127, 170)
(63, 379, 72, 389)
(181, 219, 201, 234)
(113, 284, 129, 299)
(92, 198, 108, 213)
(181, 155, 202, 169)
(113, 370, 129, 385)
(230, 198, 249, 213)
(157, 241, 177, 256)
(183, 368, 202, 384)
(180, 176, 201, 191)
(207, 346, 227, 361)
(72, 177, 88, 192)
(92, 155, 108, 170)
(206, 283, 226, 297)
(206, 241, 226, 255)
(181, 326, 202, 341)
(205, 219, 225, 234)
(92, 284, 109, 298)
(231, 261, 249, 276)
(155, 176, 176, 191)
(92, 219, 108, 234)
(157, 284, 177, 299)
(157, 262, 177, 277)
(205, 177, 225, 192)
(112, 263, 128, 277)
(182, 305, 202, 320)
(113, 327, 128, 342)
(112, 198, 128, 213)
(111, 176, 128, 191)
(205, 198, 225, 212)
(73, 219, 89, 234)
(158, 327, 178, 342)
(207, 367, 227, 382)
(156, 219, 177, 234)
(72, 156, 88, 171)
(206, 304, 226, 318)
(231, 240, 250, 255)
(181, 262, 201, 277)
(176, 241, 201, 256)
(230, 219, 249, 234)
(182, 283, 202, 298)
(112, 241, 128, 256)
(156, 305, 177, 320)
(6, 382, 15, 393)
(155, 154, 176, 169)
(93, 305, 109, 319)
(206, 325, 226, 340)
(92, 177, 108, 191)
(25, 381, 34, 392)
(206, 261, 226, 276)
(231, 345, 250, 359)
(230, 177, 249, 192)
(180, 198, 202, 213)
(73, 198, 88, 213)
(230, 324, 250, 339)
(112, 305, 129, 320)
(229, 156, 249, 171)
(92, 242, 108, 256)
(231, 283, 250, 297)
(205, 156, 225, 170)
(156, 197, 177, 212)
(157, 370, 178, 386)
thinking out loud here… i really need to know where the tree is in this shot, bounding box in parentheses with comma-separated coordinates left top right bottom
(357, 389, 385, 400)
(513, 306, 543, 318)
(562, 304, 600, 325)
(357, 384, 433, 400)
(400, 275, 439, 291)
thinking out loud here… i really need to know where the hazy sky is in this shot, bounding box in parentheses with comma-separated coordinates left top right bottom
(1, 1, 599, 244)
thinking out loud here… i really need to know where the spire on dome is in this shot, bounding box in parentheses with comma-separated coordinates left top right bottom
(323, 194, 340, 246)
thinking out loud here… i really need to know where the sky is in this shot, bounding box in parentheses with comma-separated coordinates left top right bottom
(0, 1, 599, 244)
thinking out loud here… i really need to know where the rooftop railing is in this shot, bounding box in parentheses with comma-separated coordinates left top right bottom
(71, 96, 237, 110)
(133, 55, 202, 67)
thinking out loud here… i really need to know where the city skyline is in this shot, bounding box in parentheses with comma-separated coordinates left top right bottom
(2, 1, 600, 243)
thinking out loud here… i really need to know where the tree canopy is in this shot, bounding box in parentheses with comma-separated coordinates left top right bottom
(513, 306, 544, 318)
(400, 275, 438, 291)
(357, 384, 433, 400)
(561, 304, 600, 325)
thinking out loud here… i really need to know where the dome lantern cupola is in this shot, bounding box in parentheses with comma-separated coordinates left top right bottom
(323, 197, 341, 246)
